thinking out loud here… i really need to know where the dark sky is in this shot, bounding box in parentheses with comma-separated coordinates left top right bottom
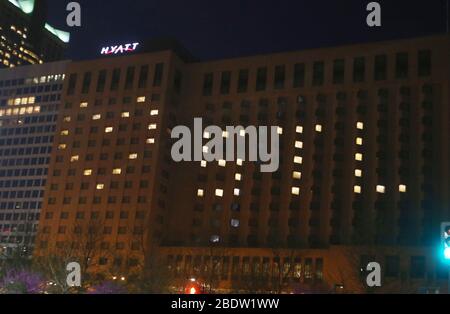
(45, 0, 448, 61)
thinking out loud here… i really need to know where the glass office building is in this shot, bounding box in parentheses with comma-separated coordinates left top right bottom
(0, 0, 69, 68)
(0, 60, 68, 257)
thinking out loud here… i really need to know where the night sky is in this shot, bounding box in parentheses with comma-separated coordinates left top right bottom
(45, 0, 448, 61)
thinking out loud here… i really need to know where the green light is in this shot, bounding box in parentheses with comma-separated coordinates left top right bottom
(8, 0, 35, 14)
(44, 23, 70, 43)
(445, 247, 450, 260)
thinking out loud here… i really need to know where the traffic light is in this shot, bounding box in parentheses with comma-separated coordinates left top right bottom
(441, 222, 450, 260)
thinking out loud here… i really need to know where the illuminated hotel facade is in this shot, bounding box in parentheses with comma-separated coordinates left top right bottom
(35, 35, 449, 292)
(0, 61, 68, 256)
(0, 0, 69, 68)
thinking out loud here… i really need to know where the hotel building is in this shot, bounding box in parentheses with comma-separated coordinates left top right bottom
(36, 35, 449, 292)
(34, 44, 189, 276)
(0, 61, 68, 256)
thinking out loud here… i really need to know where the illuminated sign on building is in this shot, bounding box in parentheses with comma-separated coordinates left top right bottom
(101, 43, 140, 55)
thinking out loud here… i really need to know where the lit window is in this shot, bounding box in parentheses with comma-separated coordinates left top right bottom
(292, 187, 300, 196)
(197, 189, 204, 197)
(315, 124, 323, 133)
(70, 155, 79, 163)
(399, 185, 407, 193)
(231, 219, 240, 228)
(210, 235, 220, 243)
(150, 110, 159, 116)
(129, 153, 138, 160)
(200, 160, 207, 168)
(218, 160, 226, 167)
(105, 127, 113, 133)
(92, 114, 101, 120)
(84, 169, 92, 176)
(96, 184, 104, 190)
(355, 169, 362, 177)
(80, 102, 88, 108)
(295, 141, 303, 149)
(58, 144, 66, 150)
(376, 185, 386, 194)
(293, 172, 302, 180)
(148, 124, 157, 130)
(60, 130, 69, 136)
(236, 159, 243, 166)
(277, 127, 283, 135)
(234, 188, 241, 196)
(63, 116, 71, 122)
(137, 96, 146, 103)
(356, 137, 363, 146)
(146, 138, 155, 144)
(294, 156, 303, 164)
(357, 122, 364, 130)
(355, 153, 363, 161)
(354, 185, 362, 194)
(296, 126, 303, 134)
(28, 96, 35, 104)
(112, 168, 122, 175)
(121, 112, 130, 118)
(235, 173, 242, 181)
(215, 189, 224, 197)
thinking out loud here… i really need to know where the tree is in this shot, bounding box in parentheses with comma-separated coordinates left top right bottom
(0, 269, 45, 294)
(33, 218, 108, 293)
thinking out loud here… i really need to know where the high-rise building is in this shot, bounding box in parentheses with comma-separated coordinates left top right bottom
(0, 61, 68, 257)
(36, 35, 449, 292)
(0, 0, 70, 68)
(160, 34, 449, 292)
(34, 46, 188, 275)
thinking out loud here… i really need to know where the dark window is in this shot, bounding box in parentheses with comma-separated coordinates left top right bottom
(220, 71, 231, 95)
(81, 72, 91, 94)
(256, 67, 267, 91)
(353, 57, 365, 83)
(111, 68, 121, 91)
(293, 63, 305, 88)
(333, 59, 345, 84)
(96, 70, 107, 92)
(153, 63, 164, 87)
(237, 69, 249, 93)
(374, 55, 387, 81)
(173, 69, 182, 94)
(396, 53, 409, 79)
(410, 256, 426, 278)
(313, 61, 324, 86)
(138, 65, 149, 88)
(125, 66, 135, 90)
(385, 256, 400, 277)
(274, 65, 286, 89)
(203, 73, 214, 96)
(418, 50, 431, 77)
(67, 74, 77, 95)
